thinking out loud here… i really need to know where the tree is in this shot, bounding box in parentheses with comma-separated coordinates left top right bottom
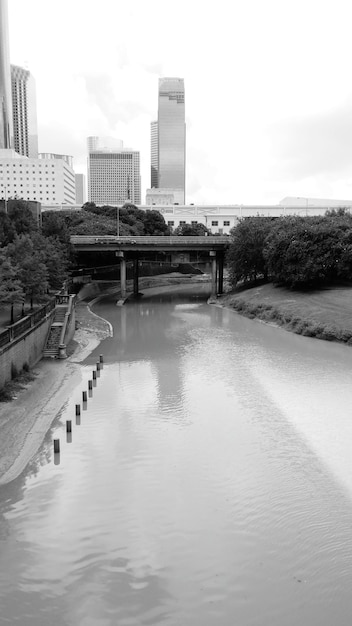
(31, 232, 70, 290)
(174, 222, 210, 236)
(41, 211, 70, 244)
(5, 234, 49, 308)
(263, 214, 352, 288)
(143, 210, 169, 235)
(7, 200, 38, 236)
(0, 212, 16, 246)
(226, 217, 274, 286)
(0, 252, 24, 324)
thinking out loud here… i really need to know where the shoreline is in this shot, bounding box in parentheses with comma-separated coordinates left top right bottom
(0, 277, 208, 486)
(0, 300, 112, 486)
(215, 283, 352, 345)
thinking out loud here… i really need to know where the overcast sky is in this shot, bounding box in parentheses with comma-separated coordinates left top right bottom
(8, 0, 352, 204)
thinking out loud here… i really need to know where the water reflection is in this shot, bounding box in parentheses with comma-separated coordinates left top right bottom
(2, 285, 352, 624)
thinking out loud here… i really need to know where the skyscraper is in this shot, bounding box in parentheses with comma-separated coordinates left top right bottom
(150, 120, 158, 188)
(75, 173, 86, 204)
(11, 64, 38, 157)
(156, 77, 185, 203)
(88, 137, 141, 205)
(0, 0, 13, 149)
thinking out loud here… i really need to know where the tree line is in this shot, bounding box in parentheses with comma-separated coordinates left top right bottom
(0, 200, 210, 324)
(0, 201, 71, 323)
(226, 209, 352, 289)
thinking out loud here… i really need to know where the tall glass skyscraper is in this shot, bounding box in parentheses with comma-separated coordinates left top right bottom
(11, 64, 38, 157)
(0, 0, 13, 149)
(152, 77, 185, 203)
(150, 120, 158, 188)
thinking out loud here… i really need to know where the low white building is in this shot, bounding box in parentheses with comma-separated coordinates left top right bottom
(40, 199, 352, 231)
(145, 187, 185, 206)
(139, 203, 341, 234)
(0, 149, 76, 205)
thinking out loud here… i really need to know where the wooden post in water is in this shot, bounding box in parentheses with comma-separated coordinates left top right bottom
(66, 420, 72, 433)
(96, 362, 100, 371)
(75, 404, 81, 416)
(54, 439, 60, 454)
(99, 354, 104, 363)
(82, 390, 87, 403)
(88, 380, 93, 391)
(92, 371, 97, 380)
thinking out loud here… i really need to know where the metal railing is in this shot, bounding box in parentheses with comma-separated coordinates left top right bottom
(0, 297, 56, 349)
(70, 235, 230, 246)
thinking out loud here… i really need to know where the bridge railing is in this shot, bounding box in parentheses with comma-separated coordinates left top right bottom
(70, 235, 230, 245)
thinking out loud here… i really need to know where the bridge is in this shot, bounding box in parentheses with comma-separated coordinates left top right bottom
(70, 235, 230, 298)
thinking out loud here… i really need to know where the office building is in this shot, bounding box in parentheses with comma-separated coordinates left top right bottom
(88, 137, 141, 205)
(75, 173, 86, 204)
(151, 77, 185, 203)
(150, 120, 158, 188)
(145, 187, 184, 205)
(87, 136, 123, 153)
(0, 0, 13, 149)
(11, 64, 38, 157)
(0, 149, 76, 204)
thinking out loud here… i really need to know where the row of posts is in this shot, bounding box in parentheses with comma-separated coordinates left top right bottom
(53, 354, 104, 456)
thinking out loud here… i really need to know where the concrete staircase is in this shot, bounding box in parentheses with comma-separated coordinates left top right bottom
(43, 305, 68, 358)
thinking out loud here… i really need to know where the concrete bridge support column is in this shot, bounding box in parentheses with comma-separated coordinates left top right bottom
(133, 256, 139, 296)
(210, 250, 217, 297)
(116, 251, 126, 298)
(218, 254, 224, 295)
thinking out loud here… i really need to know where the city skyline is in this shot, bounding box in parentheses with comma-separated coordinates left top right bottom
(6, 0, 352, 205)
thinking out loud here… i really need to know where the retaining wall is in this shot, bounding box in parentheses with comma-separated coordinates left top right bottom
(0, 313, 54, 389)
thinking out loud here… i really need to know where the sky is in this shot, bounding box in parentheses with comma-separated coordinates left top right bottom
(7, 0, 352, 205)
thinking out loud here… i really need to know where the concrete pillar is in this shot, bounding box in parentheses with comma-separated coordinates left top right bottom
(116, 252, 126, 298)
(218, 255, 224, 294)
(210, 251, 217, 297)
(133, 257, 139, 295)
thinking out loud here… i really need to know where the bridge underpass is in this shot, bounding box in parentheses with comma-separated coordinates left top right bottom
(70, 236, 230, 299)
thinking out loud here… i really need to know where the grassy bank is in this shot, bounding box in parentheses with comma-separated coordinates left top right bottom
(217, 283, 352, 345)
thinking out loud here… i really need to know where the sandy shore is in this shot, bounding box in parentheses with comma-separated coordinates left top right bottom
(0, 301, 112, 486)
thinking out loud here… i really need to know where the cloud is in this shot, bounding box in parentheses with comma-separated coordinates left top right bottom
(269, 99, 352, 180)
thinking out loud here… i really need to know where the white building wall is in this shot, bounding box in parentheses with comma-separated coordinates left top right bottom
(0, 151, 76, 204)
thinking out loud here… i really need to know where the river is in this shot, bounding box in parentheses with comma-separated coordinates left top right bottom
(1, 283, 352, 625)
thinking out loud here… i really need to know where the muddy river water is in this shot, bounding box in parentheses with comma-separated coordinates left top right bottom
(1, 284, 352, 625)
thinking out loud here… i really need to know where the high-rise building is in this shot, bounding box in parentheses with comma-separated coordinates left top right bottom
(11, 64, 38, 157)
(75, 173, 86, 204)
(152, 77, 185, 203)
(87, 137, 141, 205)
(0, 149, 76, 204)
(150, 120, 158, 188)
(87, 136, 123, 153)
(0, 0, 13, 149)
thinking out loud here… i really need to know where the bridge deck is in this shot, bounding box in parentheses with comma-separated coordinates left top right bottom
(70, 235, 230, 252)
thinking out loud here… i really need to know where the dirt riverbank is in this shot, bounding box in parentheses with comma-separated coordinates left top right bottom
(216, 282, 352, 345)
(0, 300, 112, 485)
